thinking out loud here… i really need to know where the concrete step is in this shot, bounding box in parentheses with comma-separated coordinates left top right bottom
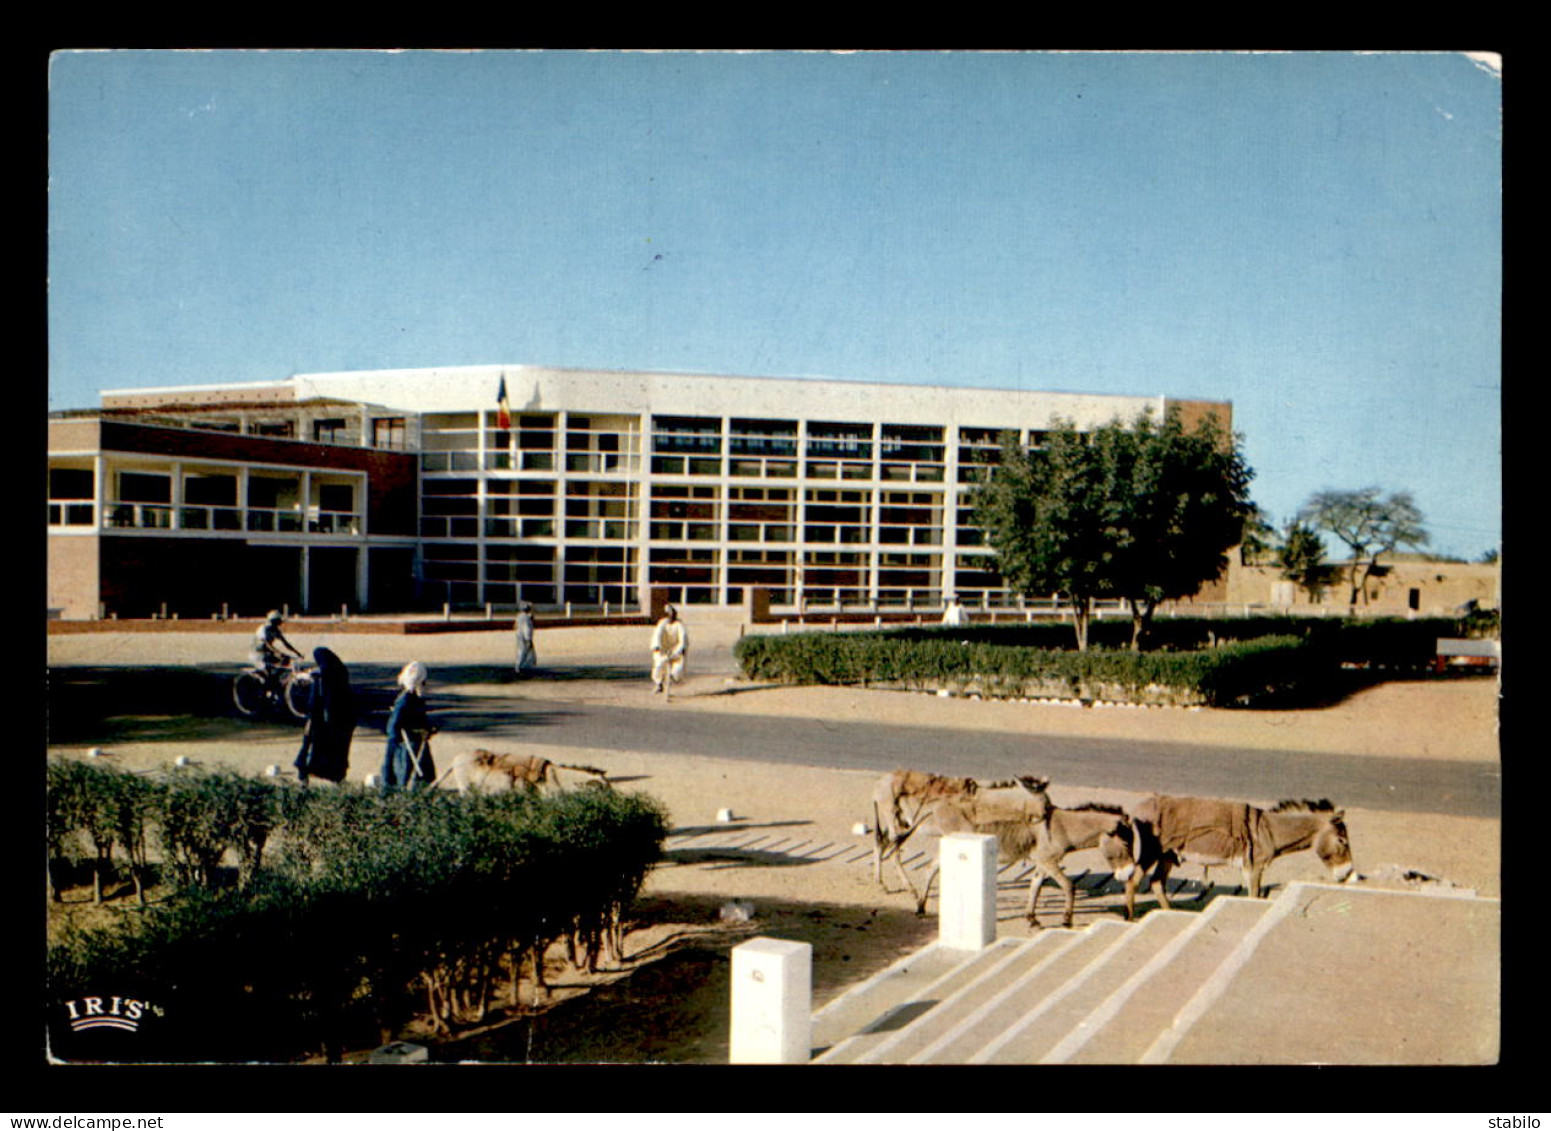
(810, 939, 1022, 1062)
(1044, 897, 1273, 1064)
(863, 918, 1128, 1065)
(801, 879, 1500, 1066)
(1149, 882, 1501, 1065)
(844, 928, 1082, 1064)
(963, 911, 1201, 1064)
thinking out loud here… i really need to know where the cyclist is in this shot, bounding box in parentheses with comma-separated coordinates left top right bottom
(251, 610, 304, 694)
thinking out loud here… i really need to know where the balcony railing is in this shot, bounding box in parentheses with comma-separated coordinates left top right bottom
(83, 502, 362, 535)
(47, 501, 97, 527)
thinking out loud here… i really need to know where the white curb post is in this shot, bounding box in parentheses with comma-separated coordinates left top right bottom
(939, 832, 999, 951)
(729, 937, 812, 1064)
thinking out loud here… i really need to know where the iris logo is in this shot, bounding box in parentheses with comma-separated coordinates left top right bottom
(61, 996, 160, 1033)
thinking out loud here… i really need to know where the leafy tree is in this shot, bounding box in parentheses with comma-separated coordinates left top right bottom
(970, 408, 1254, 651)
(1096, 409, 1255, 649)
(1296, 488, 1429, 606)
(1238, 504, 1277, 566)
(971, 421, 1115, 650)
(1276, 519, 1338, 603)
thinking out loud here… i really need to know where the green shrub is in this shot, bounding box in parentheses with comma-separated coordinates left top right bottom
(736, 628, 1318, 706)
(47, 760, 671, 1062)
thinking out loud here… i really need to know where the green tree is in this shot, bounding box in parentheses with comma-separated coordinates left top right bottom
(970, 409, 1254, 651)
(1238, 504, 1277, 566)
(970, 421, 1115, 650)
(1276, 519, 1337, 603)
(1296, 488, 1429, 606)
(1097, 409, 1255, 650)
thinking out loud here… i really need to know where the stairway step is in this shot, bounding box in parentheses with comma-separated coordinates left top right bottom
(1043, 900, 1269, 1063)
(894, 919, 1128, 1064)
(1154, 883, 1501, 1065)
(811, 939, 1023, 1062)
(968, 911, 1201, 1064)
(847, 928, 1082, 1064)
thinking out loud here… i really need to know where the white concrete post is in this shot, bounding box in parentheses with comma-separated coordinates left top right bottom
(938, 832, 998, 951)
(729, 937, 812, 1064)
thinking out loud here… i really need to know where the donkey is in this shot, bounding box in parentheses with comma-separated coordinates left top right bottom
(434, 749, 611, 795)
(1123, 795, 1355, 918)
(1021, 802, 1138, 929)
(872, 771, 1050, 910)
(915, 799, 1136, 927)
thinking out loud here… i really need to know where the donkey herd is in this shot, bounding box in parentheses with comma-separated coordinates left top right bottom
(870, 769, 1357, 928)
(438, 747, 1356, 932)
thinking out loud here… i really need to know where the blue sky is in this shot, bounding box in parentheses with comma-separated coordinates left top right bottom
(47, 50, 1502, 560)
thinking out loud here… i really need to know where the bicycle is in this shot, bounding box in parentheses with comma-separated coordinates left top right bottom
(232, 656, 316, 720)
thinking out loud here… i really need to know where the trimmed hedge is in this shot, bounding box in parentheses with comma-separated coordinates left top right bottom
(46, 762, 670, 1062)
(734, 614, 1461, 706)
(800, 614, 1464, 658)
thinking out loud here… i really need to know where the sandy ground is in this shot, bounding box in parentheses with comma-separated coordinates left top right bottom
(46, 621, 1502, 1062)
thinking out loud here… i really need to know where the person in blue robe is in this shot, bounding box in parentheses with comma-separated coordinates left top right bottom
(380, 660, 437, 791)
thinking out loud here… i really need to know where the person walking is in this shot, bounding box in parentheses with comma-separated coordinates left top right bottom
(650, 603, 689, 699)
(380, 661, 437, 791)
(293, 647, 356, 785)
(514, 602, 538, 677)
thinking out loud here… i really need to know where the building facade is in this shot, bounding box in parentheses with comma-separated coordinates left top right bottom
(48, 365, 1231, 619)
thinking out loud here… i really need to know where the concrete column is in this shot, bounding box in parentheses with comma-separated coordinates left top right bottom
(170, 461, 183, 529)
(729, 937, 812, 1064)
(938, 832, 999, 951)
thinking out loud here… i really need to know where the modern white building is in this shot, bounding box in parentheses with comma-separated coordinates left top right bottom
(52, 364, 1231, 617)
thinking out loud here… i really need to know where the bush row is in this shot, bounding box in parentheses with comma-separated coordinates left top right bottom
(735, 629, 1320, 707)
(829, 614, 1465, 659)
(46, 761, 670, 1062)
(733, 614, 1469, 705)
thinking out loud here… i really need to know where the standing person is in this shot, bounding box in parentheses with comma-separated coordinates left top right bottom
(514, 602, 538, 677)
(381, 661, 437, 791)
(650, 603, 689, 699)
(941, 594, 967, 627)
(294, 647, 356, 785)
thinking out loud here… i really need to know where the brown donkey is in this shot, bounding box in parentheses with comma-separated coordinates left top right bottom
(873, 773, 1051, 912)
(914, 797, 1137, 928)
(1123, 795, 1355, 917)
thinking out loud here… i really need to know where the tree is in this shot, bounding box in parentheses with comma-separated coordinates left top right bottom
(970, 408, 1255, 651)
(1276, 519, 1337, 603)
(1296, 488, 1429, 606)
(1238, 504, 1277, 566)
(1095, 408, 1255, 649)
(970, 421, 1115, 650)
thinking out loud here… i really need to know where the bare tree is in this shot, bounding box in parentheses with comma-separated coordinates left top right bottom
(1296, 488, 1429, 606)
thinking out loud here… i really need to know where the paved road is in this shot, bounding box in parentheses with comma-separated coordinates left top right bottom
(47, 655, 1500, 820)
(432, 694, 1500, 820)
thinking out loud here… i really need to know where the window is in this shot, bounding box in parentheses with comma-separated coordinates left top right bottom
(49, 467, 94, 500)
(183, 474, 237, 506)
(251, 420, 295, 438)
(372, 417, 407, 450)
(313, 418, 349, 444)
(317, 484, 355, 513)
(247, 477, 294, 509)
(118, 472, 171, 504)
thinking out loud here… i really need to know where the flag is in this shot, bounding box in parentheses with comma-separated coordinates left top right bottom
(496, 375, 511, 430)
